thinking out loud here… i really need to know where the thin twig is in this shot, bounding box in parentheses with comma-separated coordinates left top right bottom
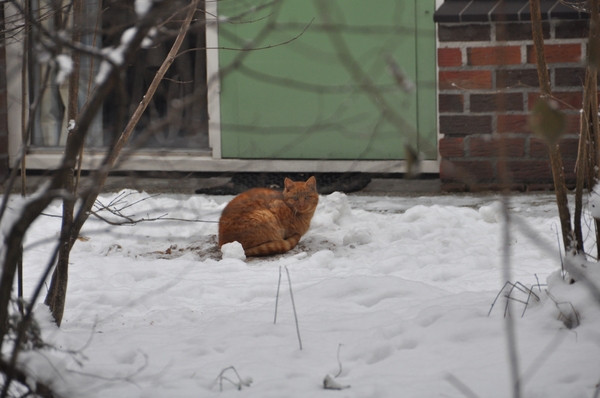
(489, 281, 511, 316)
(499, 197, 522, 398)
(285, 266, 302, 350)
(534, 274, 542, 293)
(16, 0, 30, 318)
(488, 281, 542, 318)
(445, 373, 481, 398)
(274, 266, 282, 324)
(90, 210, 168, 226)
(211, 18, 313, 53)
(550, 223, 565, 275)
(215, 366, 250, 392)
(546, 291, 580, 329)
(334, 343, 343, 378)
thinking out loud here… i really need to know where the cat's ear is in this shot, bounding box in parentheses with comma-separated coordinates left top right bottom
(306, 176, 317, 191)
(284, 177, 294, 191)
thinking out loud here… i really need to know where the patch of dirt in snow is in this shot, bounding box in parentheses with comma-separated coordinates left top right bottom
(137, 234, 337, 263)
(140, 235, 222, 261)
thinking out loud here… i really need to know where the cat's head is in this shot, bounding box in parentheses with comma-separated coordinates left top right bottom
(283, 176, 318, 214)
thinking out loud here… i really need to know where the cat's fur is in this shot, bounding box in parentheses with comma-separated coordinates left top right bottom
(218, 176, 318, 257)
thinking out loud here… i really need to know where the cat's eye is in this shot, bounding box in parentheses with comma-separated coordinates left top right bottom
(293, 196, 299, 201)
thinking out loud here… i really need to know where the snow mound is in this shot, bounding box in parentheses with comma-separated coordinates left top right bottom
(343, 227, 372, 246)
(479, 201, 504, 223)
(221, 241, 246, 260)
(312, 191, 352, 227)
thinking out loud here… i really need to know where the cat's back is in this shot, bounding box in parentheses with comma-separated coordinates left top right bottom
(221, 187, 282, 215)
(218, 187, 286, 247)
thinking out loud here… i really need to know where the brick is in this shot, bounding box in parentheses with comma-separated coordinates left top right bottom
(526, 44, 582, 64)
(526, 183, 556, 191)
(469, 136, 525, 157)
(439, 94, 464, 113)
(440, 115, 493, 136)
(528, 92, 582, 111)
(0, 155, 7, 184)
(563, 159, 578, 181)
(440, 159, 495, 182)
(439, 137, 464, 157)
(530, 137, 579, 159)
(558, 138, 580, 159)
(526, 99, 582, 135)
(0, 113, 6, 149)
(496, 22, 550, 41)
(529, 138, 548, 158)
(507, 160, 553, 182)
(439, 70, 493, 90)
(476, 183, 528, 192)
(441, 182, 469, 192)
(497, 114, 530, 133)
(438, 24, 491, 42)
(0, 132, 5, 149)
(555, 20, 589, 39)
(496, 69, 540, 88)
(438, 48, 462, 67)
(565, 114, 581, 135)
(0, 130, 6, 154)
(441, 182, 529, 192)
(555, 67, 586, 87)
(553, 92, 584, 110)
(468, 46, 521, 66)
(470, 93, 524, 113)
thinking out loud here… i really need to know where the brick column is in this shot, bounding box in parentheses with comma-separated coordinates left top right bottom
(437, 20, 588, 191)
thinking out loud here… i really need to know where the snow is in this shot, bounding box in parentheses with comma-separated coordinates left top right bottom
(589, 184, 600, 219)
(55, 54, 73, 84)
(141, 28, 157, 49)
(95, 28, 138, 84)
(221, 241, 246, 261)
(134, 0, 153, 17)
(5, 190, 600, 397)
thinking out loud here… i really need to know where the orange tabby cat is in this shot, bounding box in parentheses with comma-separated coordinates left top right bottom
(218, 176, 318, 257)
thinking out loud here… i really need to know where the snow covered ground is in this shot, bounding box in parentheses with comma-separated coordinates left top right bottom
(8, 190, 600, 397)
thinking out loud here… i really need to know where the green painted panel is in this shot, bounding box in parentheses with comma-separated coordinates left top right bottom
(218, 0, 434, 160)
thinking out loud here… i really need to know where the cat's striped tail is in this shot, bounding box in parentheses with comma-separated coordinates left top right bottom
(245, 234, 301, 257)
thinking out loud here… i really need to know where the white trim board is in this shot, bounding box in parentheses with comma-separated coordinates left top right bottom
(23, 153, 439, 174)
(205, 0, 222, 159)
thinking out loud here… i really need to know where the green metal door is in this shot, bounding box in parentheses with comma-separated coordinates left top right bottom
(217, 0, 437, 160)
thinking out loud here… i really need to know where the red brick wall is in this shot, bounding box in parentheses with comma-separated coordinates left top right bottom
(438, 20, 589, 191)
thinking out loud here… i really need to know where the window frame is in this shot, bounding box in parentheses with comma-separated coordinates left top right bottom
(4, 0, 439, 174)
